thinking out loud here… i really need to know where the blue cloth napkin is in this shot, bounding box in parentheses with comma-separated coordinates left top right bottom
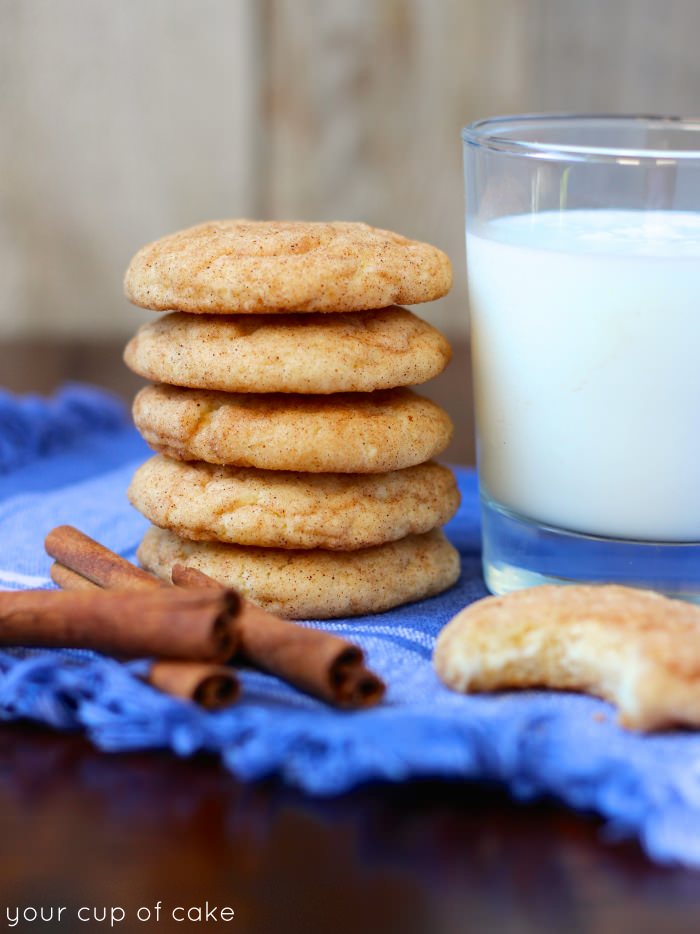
(2, 383, 700, 868)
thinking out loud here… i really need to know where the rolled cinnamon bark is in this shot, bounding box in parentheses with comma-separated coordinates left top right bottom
(46, 526, 163, 591)
(0, 588, 240, 662)
(145, 660, 240, 709)
(172, 564, 386, 709)
(50, 563, 241, 708)
(169, 565, 223, 591)
(50, 562, 103, 592)
(43, 526, 385, 709)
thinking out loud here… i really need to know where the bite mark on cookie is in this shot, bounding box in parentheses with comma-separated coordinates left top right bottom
(433, 584, 700, 731)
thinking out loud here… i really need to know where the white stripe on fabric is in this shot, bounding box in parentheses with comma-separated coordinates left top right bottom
(0, 568, 51, 588)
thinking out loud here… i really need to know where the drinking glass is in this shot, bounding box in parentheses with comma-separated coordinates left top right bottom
(462, 114, 700, 601)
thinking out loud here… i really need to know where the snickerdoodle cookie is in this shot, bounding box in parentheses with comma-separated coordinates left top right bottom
(138, 526, 460, 619)
(123, 220, 453, 314)
(128, 455, 460, 551)
(132, 384, 454, 473)
(433, 584, 700, 731)
(123, 306, 452, 394)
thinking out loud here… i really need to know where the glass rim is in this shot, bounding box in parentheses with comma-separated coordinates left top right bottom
(461, 113, 700, 162)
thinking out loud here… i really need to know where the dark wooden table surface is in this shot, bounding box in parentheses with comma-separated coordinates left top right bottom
(3, 721, 700, 934)
(2, 342, 700, 932)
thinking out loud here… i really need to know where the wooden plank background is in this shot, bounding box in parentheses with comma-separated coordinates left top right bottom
(2, 0, 700, 462)
(2, 0, 700, 343)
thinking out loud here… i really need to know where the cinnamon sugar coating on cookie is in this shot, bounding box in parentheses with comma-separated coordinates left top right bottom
(434, 584, 700, 731)
(128, 455, 460, 551)
(138, 526, 460, 619)
(124, 220, 453, 314)
(132, 384, 454, 473)
(123, 307, 452, 393)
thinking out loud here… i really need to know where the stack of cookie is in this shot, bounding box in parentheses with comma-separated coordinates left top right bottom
(122, 220, 461, 619)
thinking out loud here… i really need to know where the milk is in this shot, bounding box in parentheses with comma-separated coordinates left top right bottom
(466, 209, 700, 542)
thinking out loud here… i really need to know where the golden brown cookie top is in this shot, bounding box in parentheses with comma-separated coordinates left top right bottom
(127, 455, 460, 551)
(123, 307, 452, 393)
(138, 526, 461, 619)
(123, 220, 453, 314)
(132, 384, 454, 473)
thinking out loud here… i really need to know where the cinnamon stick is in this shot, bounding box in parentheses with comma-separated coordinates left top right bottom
(172, 564, 386, 709)
(46, 526, 163, 591)
(50, 562, 108, 592)
(146, 660, 240, 710)
(44, 526, 385, 709)
(0, 587, 240, 662)
(50, 563, 241, 709)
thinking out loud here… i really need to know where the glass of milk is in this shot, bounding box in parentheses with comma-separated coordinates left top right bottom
(462, 114, 700, 602)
